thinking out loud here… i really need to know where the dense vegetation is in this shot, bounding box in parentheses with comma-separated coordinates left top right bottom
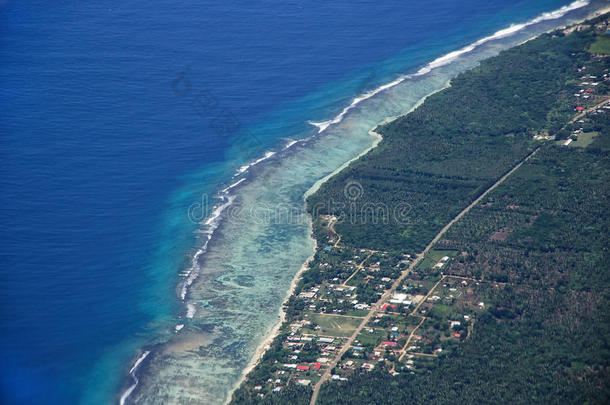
(314, 17, 610, 404)
(318, 146, 610, 405)
(307, 27, 598, 252)
(232, 14, 610, 405)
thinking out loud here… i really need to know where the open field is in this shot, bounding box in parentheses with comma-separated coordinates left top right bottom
(569, 131, 599, 147)
(414, 249, 459, 272)
(232, 15, 610, 405)
(305, 314, 363, 337)
(589, 35, 610, 54)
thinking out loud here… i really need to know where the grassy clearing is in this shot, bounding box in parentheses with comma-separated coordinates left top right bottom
(588, 35, 610, 54)
(415, 249, 459, 272)
(429, 303, 454, 318)
(568, 131, 599, 148)
(345, 309, 369, 317)
(355, 329, 386, 346)
(306, 314, 362, 337)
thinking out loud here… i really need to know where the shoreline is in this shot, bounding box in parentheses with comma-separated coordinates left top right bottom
(120, 2, 609, 404)
(225, 228, 317, 405)
(226, 81, 451, 404)
(224, 127, 385, 403)
(223, 3, 610, 402)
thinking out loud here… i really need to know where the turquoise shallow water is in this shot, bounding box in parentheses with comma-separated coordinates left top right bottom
(124, 2, 605, 403)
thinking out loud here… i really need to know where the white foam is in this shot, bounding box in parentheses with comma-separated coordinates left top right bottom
(178, 148, 280, 317)
(119, 351, 151, 405)
(422, 0, 589, 71)
(179, 194, 235, 303)
(186, 303, 196, 319)
(220, 178, 246, 194)
(531, 0, 589, 23)
(284, 139, 298, 150)
(204, 196, 234, 227)
(235, 151, 276, 175)
(175, 324, 185, 332)
(177, 148, 279, 318)
(309, 0, 589, 134)
(309, 75, 406, 133)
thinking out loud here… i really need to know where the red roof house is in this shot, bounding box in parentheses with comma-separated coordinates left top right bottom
(297, 365, 309, 371)
(382, 341, 398, 347)
(575, 106, 584, 112)
(313, 362, 321, 370)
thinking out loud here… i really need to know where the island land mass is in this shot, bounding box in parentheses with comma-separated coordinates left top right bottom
(230, 12, 610, 405)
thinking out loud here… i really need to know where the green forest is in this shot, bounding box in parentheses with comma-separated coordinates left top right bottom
(307, 24, 601, 252)
(232, 13, 610, 405)
(318, 146, 610, 404)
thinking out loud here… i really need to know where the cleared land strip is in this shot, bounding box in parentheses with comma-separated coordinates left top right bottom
(342, 251, 374, 286)
(310, 313, 366, 319)
(309, 147, 541, 405)
(328, 216, 342, 248)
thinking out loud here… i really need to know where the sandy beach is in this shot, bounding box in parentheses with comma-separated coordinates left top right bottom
(225, 228, 317, 405)
(216, 4, 610, 403)
(221, 4, 610, 397)
(225, 77, 456, 403)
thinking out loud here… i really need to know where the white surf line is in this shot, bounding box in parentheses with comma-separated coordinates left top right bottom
(179, 149, 280, 318)
(119, 350, 150, 405)
(220, 177, 246, 194)
(308, 75, 407, 133)
(178, 140, 297, 317)
(305, 78, 447, 201)
(123, 0, 599, 402)
(179, 194, 235, 305)
(308, 0, 590, 134)
(178, 146, 279, 321)
(180, 0, 593, 325)
(235, 150, 276, 175)
(284, 139, 299, 150)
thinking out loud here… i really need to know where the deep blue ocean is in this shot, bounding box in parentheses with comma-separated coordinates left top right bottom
(0, 0, 602, 404)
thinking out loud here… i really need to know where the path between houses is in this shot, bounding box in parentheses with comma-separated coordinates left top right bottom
(308, 147, 541, 405)
(341, 251, 374, 287)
